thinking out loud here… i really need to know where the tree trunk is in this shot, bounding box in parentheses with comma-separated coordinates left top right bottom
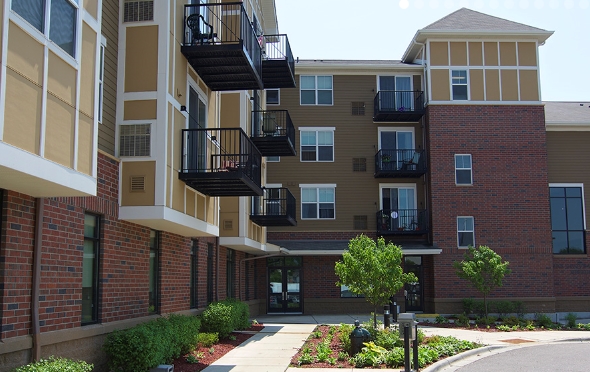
(373, 305, 377, 329)
(484, 294, 488, 318)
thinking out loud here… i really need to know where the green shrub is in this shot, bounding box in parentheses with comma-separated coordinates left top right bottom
(201, 302, 234, 338)
(513, 301, 527, 319)
(197, 332, 220, 347)
(338, 323, 353, 353)
(383, 348, 404, 367)
(12, 356, 93, 372)
(222, 298, 250, 330)
(475, 316, 497, 326)
(493, 300, 515, 319)
(435, 315, 449, 324)
(103, 315, 200, 372)
(577, 323, 590, 330)
(473, 301, 486, 318)
(535, 313, 553, 328)
(455, 314, 470, 327)
(565, 313, 577, 328)
(502, 316, 520, 327)
(462, 298, 475, 316)
(417, 346, 440, 368)
(374, 328, 401, 349)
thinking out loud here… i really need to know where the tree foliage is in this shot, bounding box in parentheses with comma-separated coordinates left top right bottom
(335, 235, 417, 327)
(453, 245, 511, 317)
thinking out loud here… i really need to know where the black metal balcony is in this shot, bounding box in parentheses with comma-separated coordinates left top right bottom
(377, 209, 428, 235)
(261, 34, 295, 88)
(250, 188, 297, 226)
(373, 91, 425, 121)
(250, 110, 296, 156)
(180, 3, 263, 91)
(374, 149, 426, 178)
(179, 128, 262, 196)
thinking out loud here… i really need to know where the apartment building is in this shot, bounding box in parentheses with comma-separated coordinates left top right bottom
(0, 0, 295, 369)
(266, 8, 589, 316)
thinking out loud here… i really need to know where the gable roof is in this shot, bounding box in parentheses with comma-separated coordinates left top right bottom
(544, 102, 590, 131)
(402, 8, 553, 62)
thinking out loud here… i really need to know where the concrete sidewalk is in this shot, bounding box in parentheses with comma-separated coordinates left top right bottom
(201, 315, 590, 372)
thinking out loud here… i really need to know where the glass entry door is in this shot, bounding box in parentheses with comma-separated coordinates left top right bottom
(381, 187, 416, 231)
(404, 256, 423, 311)
(378, 76, 413, 110)
(268, 257, 302, 313)
(380, 130, 413, 170)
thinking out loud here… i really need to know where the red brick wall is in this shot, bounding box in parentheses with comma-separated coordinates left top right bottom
(426, 105, 554, 300)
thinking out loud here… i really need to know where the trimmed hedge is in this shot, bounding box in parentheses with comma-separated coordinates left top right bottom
(200, 299, 250, 338)
(103, 314, 200, 372)
(11, 356, 93, 372)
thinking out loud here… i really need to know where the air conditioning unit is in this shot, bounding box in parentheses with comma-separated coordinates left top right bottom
(149, 365, 173, 372)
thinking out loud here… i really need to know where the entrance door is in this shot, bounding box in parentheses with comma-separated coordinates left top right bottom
(381, 186, 416, 232)
(187, 87, 207, 171)
(404, 256, 423, 311)
(268, 257, 302, 313)
(378, 76, 413, 110)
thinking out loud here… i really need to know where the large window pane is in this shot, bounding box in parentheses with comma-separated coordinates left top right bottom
(552, 231, 568, 254)
(566, 198, 584, 230)
(12, 0, 44, 32)
(300, 76, 315, 89)
(82, 213, 99, 325)
(317, 90, 332, 105)
(318, 146, 332, 161)
(550, 186, 586, 254)
(50, 0, 76, 57)
(550, 198, 567, 230)
(302, 204, 317, 218)
(300, 90, 316, 104)
(317, 76, 332, 89)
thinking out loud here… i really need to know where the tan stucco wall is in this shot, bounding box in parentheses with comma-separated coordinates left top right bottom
(485, 69, 500, 101)
(79, 23, 97, 118)
(220, 197, 239, 237)
(500, 70, 518, 101)
(518, 42, 537, 66)
(77, 114, 94, 176)
(47, 51, 76, 106)
(469, 69, 484, 101)
(484, 42, 498, 66)
(519, 70, 539, 101)
(450, 42, 467, 66)
(430, 42, 448, 66)
(430, 69, 450, 101)
(83, 0, 99, 20)
(121, 161, 156, 206)
(123, 100, 157, 120)
(220, 93, 241, 129)
(468, 42, 483, 65)
(125, 26, 158, 92)
(45, 95, 75, 168)
(7, 22, 43, 85)
(499, 42, 517, 66)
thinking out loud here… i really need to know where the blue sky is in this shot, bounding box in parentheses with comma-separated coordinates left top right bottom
(274, 0, 589, 101)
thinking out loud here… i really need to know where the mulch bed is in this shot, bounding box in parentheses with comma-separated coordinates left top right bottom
(173, 324, 264, 372)
(290, 325, 350, 369)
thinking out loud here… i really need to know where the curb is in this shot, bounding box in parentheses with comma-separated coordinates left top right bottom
(422, 345, 508, 372)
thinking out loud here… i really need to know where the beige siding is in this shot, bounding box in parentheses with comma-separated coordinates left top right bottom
(123, 100, 157, 120)
(519, 70, 539, 101)
(47, 51, 76, 106)
(121, 161, 156, 206)
(500, 70, 518, 101)
(174, 40, 187, 106)
(267, 75, 426, 232)
(99, 0, 119, 155)
(45, 94, 75, 168)
(221, 93, 241, 128)
(430, 42, 448, 66)
(547, 131, 590, 219)
(469, 69, 484, 101)
(83, 0, 99, 20)
(220, 197, 239, 237)
(430, 70, 450, 101)
(468, 42, 483, 66)
(518, 42, 537, 66)
(77, 114, 94, 176)
(79, 23, 97, 118)
(7, 23, 44, 85)
(125, 26, 158, 92)
(413, 75, 422, 92)
(499, 42, 517, 66)
(485, 69, 500, 101)
(450, 42, 467, 66)
(484, 42, 498, 66)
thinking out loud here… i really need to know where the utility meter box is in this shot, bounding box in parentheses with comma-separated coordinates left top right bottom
(398, 313, 418, 340)
(149, 365, 173, 372)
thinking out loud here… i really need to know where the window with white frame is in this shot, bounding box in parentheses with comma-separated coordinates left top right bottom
(550, 185, 586, 254)
(451, 70, 468, 100)
(300, 76, 333, 105)
(300, 129, 334, 162)
(98, 41, 105, 123)
(12, 0, 78, 57)
(457, 217, 474, 248)
(266, 89, 280, 105)
(301, 186, 335, 220)
(455, 154, 472, 185)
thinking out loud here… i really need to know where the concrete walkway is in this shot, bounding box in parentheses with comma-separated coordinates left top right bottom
(201, 315, 590, 372)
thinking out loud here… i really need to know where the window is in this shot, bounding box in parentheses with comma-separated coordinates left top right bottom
(98, 41, 105, 123)
(226, 249, 235, 298)
(341, 285, 364, 298)
(451, 70, 468, 100)
(12, 0, 78, 57)
(457, 217, 474, 248)
(301, 186, 335, 220)
(266, 89, 280, 105)
(455, 154, 472, 185)
(190, 240, 198, 308)
(300, 129, 334, 162)
(149, 230, 159, 314)
(266, 156, 280, 162)
(550, 186, 586, 254)
(82, 213, 100, 325)
(300, 76, 333, 105)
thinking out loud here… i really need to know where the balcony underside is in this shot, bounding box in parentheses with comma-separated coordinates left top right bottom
(262, 59, 296, 88)
(378, 228, 428, 236)
(374, 168, 426, 178)
(251, 136, 296, 156)
(182, 44, 263, 91)
(373, 110, 425, 122)
(179, 171, 263, 196)
(250, 214, 297, 227)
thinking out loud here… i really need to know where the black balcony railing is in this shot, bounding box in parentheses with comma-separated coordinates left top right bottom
(261, 34, 295, 88)
(181, 3, 263, 91)
(374, 149, 426, 178)
(373, 91, 425, 121)
(377, 209, 428, 235)
(250, 110, 296, 156)
(250, 188, 297, 226)
(179, 128, 262, 196)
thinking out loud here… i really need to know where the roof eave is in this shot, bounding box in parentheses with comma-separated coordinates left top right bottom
(414, 29, 554, 44)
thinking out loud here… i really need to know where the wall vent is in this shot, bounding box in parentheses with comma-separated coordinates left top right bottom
(120, 124, 151, 157)
(130, 176, 145, 192)
(354, 215, 368, 230)
(351, 102, 365, 116)
(352, 158, 366, 172)
(223, 220, 233, 230)
(123, 0, 154, 22)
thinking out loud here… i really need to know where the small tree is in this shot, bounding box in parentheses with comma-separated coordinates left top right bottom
(453, 245, 511, 318)
(335, 234, 417, 328)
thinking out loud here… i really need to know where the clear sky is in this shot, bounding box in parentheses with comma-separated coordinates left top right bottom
(274, 0, 589, 102)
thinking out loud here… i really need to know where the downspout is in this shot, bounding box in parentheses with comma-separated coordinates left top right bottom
(31, 198, 44, 361)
